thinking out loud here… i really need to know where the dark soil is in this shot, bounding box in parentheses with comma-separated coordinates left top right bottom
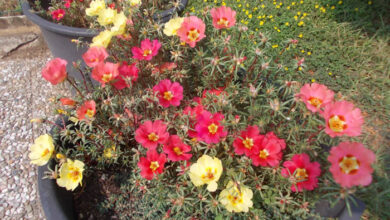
(74, 170, 123, 219)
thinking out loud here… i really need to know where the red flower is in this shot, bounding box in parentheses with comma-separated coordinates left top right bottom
(135, 120, 169, 150)
(321, 101, 363, 137)
(183, 104, 205, 138)
(138, 150, 166, 180)
(328, 142, 375, 188)
(41, 58, 67, 85)
(177, 16, 206, 48)
(281, 153, 321, 192)
(163, 135, 192, 161)
(60, 98, 76, 107)
(195, 111, 227, 144)
(132, 39, 161, 61)
(153, 79, 183, 108)
(233, 125, 264, 156)
(82, 46, 109, 68)
(64, 0, 73, 8)
(210, 6, 236, 29)
(91, 62, 119, 86)
(51, 9, 66, 21)
(76, 100, 96, 120)
(112, 62, 139, 90)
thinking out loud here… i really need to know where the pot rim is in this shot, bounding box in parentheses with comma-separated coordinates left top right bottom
(21, 0, 98, 37)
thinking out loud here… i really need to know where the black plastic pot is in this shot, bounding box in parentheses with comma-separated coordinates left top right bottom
(314, 198, 365, 220)
(21, 0, 97, 82)
(22, 0, 188, 83)
(38, 117, 76, 220)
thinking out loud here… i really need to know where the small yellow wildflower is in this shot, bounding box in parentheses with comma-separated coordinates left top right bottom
(103, 145, 116, 158)
(285, 67, 289, 71)
(328, 72, 333, 76)
(299, 33, 303, 38)
(29, 134, 54, 166)
(298, 21, 304, 26)
(56, 159, 85, 191)
(163, 17, 184, 36)
(219, 181, 253, 213)
(355, 8, 359, 11)
(307, 51, 312, 55)
(248, 14, 252, 19)
(285, 22, 290, 26)
(368, 1, 372, 5)
(292, 2, 296, 5)
(338, 1, 343, 4)
(311, 79, 316, 82)
(189, 155, 223, 192)
(315, 4, 319, 9)
(287, 6, 291, 10)
(259, 21, 264, 26)
(272, 44, 279, 48)
(331, 6, 335, 10)
(301, 49, 305, 53)
(261, 4, 265, 8)
(298, 66, 302, 71)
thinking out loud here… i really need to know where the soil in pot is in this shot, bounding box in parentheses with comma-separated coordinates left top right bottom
(73, 168, 132, 219)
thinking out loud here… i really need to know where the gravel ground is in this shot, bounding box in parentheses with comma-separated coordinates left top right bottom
(0, 44, 69, 219)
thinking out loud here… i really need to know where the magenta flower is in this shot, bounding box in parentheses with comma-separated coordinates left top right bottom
(195, 111, 227, 144)
(132, 39, 161, 61)
(163, 135, 192, 162)
(233, 125, 264, 157)
(153, 79, 183, 108)
(135, 120, 169, 150)
(113, 62, 139, 90)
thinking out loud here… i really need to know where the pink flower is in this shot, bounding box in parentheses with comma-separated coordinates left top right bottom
(135, 120, 169, 150)
(195, 111, 227, 144)
(132, 39, 161, 61)
(41, 58, 68, 85)
(76, 100, 96, 120)
(249, 132, 286, 167)
(112, 62, 139, 90)
(183, 104, 205, 138)
(51, 9, 66, 21)
(82, 46, 109, 68)
(153, 79, 183, 108)
(138, 150, 166, 180)
(281, 153, 321, 192)
(91, 62, 119, 86)
(177, 16, 206, 48)
(210, 6, 236, 29)
(64, 0, 73, 8)
(321, 101, 363, 137)
(296, 83, 334, 113)
(233, 125, 264, 156)
(163, 135, 192, 161)
(328, 142, 375, 188)
(60, 98, 76, 107)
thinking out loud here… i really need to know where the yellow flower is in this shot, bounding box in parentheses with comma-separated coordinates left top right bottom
(111, 12, 127, 36)
(29, 134, 54, 166)
(163, 17, 184, 36)
(219, 181, 253, 213)
(272, 44, 278, 48)
(189, 155, 223, 192)
(103, 145, 116, 158)
(56, 159, 85, 191)
(97, 8, 117, 26)
(91, 30, 114, 48)
(85, 0, 106, 17)
(129, 0, 141, 7)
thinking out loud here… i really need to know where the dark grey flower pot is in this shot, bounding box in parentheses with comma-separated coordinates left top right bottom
(22, 0, 188, 83)
(38, 117, 76, 220)
(315, 198, 365, 220)
(21, 0, 97, 83)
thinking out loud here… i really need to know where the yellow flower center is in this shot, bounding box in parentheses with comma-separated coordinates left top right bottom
(143, 49, 152, 57)
(217, 18, 229, 27)
(187, 28, 200, 42)
(339, 155, 360, 174)
(67, 168, 81, 182)
(295, 168, 308, 181)
(148, 132, 159, 142)
(173, 147, 182, 155)
(102, 73, 112, 82)
(41, 148, 50, 157)
(150, 161, 159, 171)
(308, 97, 323, 108)
(201, 167, 217, 181)
(242, 138, 254, 149)
(58, 13, 64, 18)
(89, 58, 97, 63)
(163, 91, 173, 101)
(329, 115, 347, 132)
(208, 123, 218, 135)
(259, 149, 269, 159)
(86, 109, 94, 118)
(227, 190, 244, 205)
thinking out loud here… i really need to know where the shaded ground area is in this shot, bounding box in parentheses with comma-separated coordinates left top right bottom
(0, 16, 68, 219)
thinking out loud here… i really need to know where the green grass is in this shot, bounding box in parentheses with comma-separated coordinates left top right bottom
(188, 0, 390, 218)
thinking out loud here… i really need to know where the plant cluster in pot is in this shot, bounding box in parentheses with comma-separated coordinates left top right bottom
(22, 0, 188, 83)
(29, 1, 383, 219)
